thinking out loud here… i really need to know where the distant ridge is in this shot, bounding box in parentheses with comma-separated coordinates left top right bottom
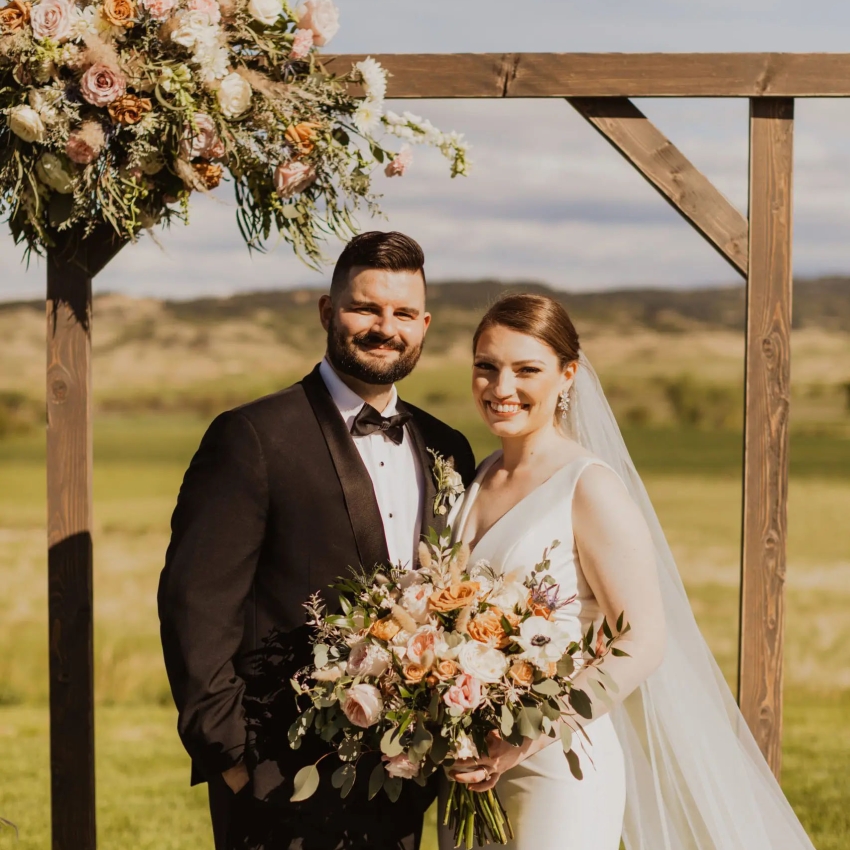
(3, 276, 849, 332)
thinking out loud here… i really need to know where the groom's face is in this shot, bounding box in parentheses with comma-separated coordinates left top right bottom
(320, 267, 431, 385)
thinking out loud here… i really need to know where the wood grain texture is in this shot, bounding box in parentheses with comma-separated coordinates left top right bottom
(738, 97, 794, 778)
(326, 53, 850, 98)
(46, 237, 102, 850)
(567, 97, 749, 277)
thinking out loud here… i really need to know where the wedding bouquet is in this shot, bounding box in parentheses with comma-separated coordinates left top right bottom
(0, 0, 469, 261)
(288, 529, 629, 848)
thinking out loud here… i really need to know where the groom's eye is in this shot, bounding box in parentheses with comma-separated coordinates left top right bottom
(473, 361, 495, 371)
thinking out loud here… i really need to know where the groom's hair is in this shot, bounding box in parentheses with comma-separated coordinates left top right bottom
(331, 231, 426, 297)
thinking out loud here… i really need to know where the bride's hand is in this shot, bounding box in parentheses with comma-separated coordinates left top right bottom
(449, 733, 529, 792)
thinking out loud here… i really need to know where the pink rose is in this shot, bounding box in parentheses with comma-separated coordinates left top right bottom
(65, 122, 106, 165)
(140, 0, 178, 19)
(406, 626, 437, 666)
(80, 64, 127, 107)
(443, 673, 482, 717)
(187, 0, 220, 23)
(30, 0, 73, 41)
(346, 640, 391, 678)
(179, 113, 225, 160)
(295, 0, 338, 47)
(341, 684, 383, 728)
(383, 753, 420, 780)
(385, 145, 412, 178)
(273, 160, 316, 198)
(290, 27, 314, 60)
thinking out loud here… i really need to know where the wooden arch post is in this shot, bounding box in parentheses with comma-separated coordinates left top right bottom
(46, 229, 122, 850)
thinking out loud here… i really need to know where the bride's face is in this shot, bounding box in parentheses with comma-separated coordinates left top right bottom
(472, 325, 575, 438)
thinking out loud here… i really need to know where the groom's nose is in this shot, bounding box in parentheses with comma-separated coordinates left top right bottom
(372, 309, 399, 338)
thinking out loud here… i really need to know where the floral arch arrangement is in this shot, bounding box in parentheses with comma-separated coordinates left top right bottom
(0, 0, 469, 264)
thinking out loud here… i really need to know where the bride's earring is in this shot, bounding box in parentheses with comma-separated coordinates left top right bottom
(557, 389, 571, 419)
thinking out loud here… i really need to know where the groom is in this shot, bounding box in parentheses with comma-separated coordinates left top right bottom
(158, 231, 476, 850)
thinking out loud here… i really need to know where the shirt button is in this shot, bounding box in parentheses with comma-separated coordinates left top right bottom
(380, 462, 385, 467)
(388, 513, 393, 518)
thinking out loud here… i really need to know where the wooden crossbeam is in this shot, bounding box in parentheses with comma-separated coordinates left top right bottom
(326, 53, 850, 98)
(738, 98, 794, 778)
(567, 97, 748, 278)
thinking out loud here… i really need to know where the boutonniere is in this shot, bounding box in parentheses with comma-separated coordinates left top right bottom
(428, 449, 465, 516)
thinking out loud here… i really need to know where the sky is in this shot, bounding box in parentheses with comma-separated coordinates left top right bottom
(2, 0, 850, 301)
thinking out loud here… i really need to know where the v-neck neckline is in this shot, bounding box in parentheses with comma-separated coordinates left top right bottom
(459, 451, 592, 557)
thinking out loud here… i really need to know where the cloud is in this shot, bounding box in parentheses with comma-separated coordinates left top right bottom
(2, 1, 850, 301)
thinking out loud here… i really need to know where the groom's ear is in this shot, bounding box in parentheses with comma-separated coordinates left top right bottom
(422, 311, 432, 333)
(318, 294, 332, 331)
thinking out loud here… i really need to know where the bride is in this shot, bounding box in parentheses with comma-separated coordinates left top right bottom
(438, 293, 817, 850)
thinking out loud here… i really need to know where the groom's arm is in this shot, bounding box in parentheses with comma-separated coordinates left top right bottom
(158, 409, 268, 781)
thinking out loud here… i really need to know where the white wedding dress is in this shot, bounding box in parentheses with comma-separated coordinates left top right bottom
(438, 453, 633, 850)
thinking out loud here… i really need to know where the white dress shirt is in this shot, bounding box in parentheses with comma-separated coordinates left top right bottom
(319, 358, 424, 568)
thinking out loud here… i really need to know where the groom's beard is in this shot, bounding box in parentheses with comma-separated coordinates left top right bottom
(326, 320, 424, 385)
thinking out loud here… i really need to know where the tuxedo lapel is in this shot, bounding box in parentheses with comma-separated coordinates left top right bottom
(301, 366, 390, 569)
(399, 402, 447, 538)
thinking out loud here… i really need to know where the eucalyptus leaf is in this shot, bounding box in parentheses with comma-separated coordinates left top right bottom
(556, 656, 575, 678)
(569, 688, 593, 720)
(532, 678, 560, 696)
(589, 677, 614, 709)
(380, 728, 404, 758)
(430, 733, 449, 764)
(368, 763, 385, 800)
(517, 706, 543, 739)
(500, 704, 514, 737)
(566, 749, 583, 781)
(384, 775, 403, 803)
(290, 764, 320, 802)
(560, 724, 573, 753)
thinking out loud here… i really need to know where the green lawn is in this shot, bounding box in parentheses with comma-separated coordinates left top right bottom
(1, 412, 848, 848)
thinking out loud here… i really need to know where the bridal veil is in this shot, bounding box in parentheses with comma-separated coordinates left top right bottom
(567, 353, 815, 850)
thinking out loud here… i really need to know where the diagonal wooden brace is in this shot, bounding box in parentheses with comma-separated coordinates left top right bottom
(567, 97, 749, 278)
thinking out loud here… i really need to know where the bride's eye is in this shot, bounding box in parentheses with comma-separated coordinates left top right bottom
(519, 366, 541, 374)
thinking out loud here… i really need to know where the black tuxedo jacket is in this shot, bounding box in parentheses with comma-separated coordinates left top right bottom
(158, 365, 475, 844)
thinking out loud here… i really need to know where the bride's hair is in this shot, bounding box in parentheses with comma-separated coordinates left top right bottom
(472, 293, 581, 367)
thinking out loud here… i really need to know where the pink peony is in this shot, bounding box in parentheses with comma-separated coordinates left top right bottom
(290, 27, 314, 60)
(346, 640, 391, 678)
(295, 0, 338, 46)
(273, 160, 316, 198)
(179, 113, 225, 160)
(30, 0, 74, 41)
(340, 684, 383, 728)
(140, 0, 178, 18)
(66, 122, 106, 165)
(187, 0, 220, 23)
(443, 673, 482, 716)
(80, 63, 127, 107)
(383, 753, 420, 779)
(385, 145, 412, 178)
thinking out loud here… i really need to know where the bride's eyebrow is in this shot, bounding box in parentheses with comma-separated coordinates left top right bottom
(513, 359, 546, 366)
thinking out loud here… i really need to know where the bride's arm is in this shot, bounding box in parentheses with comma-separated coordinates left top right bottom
(454, 464, 666, 790)
(565, 463, 666, 717)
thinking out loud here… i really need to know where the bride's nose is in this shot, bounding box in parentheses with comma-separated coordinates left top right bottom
(492, 370, 517, 399)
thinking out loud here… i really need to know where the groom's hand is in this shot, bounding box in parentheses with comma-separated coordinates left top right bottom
(222, 762, 250, 794)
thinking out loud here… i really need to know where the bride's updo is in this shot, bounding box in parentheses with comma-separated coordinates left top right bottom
(472, 293, 581, 367)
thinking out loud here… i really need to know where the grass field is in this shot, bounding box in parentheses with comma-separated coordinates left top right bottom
(1, 397, 849, 847)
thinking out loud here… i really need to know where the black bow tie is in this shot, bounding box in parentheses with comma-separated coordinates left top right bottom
(350, 403, 413, 445)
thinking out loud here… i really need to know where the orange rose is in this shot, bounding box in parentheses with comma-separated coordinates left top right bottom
(192, 161, 223, 190)
(107, 93, 152, 126)
(429, 581, 480, 613)
(369, 615, 401, 642)
(467, 607, 511, 648)
(403, 662, 427, 683)
(435, 659, 458, 680)
(425, 674, 439, 688)
(528, 593, 555, 620)
(285, 121, 320, 155)
(103, 0, 135, 27)
(508, 660, 534, 688)
(0, 0, 30, 31)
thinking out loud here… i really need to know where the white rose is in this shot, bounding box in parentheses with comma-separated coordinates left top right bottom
(488, 579, 527, 614)
(312, 662, 345, 682)
(514, 616, 573, 669)
(8, 106, 46, 144)
(402, 582, 432, 624)
(36, 153, 74, 194)
(295, 0, 338, 46)
(454, 732, 478, 761)
(346, 640, 391, 678)
(247, 0, 281, 25)
(30, 0, 74, 41)
(341, 683, 383, 728)
(171, 10, 217, 48)
(458, 640, 508, 684)
(217, 72, 251, 118)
